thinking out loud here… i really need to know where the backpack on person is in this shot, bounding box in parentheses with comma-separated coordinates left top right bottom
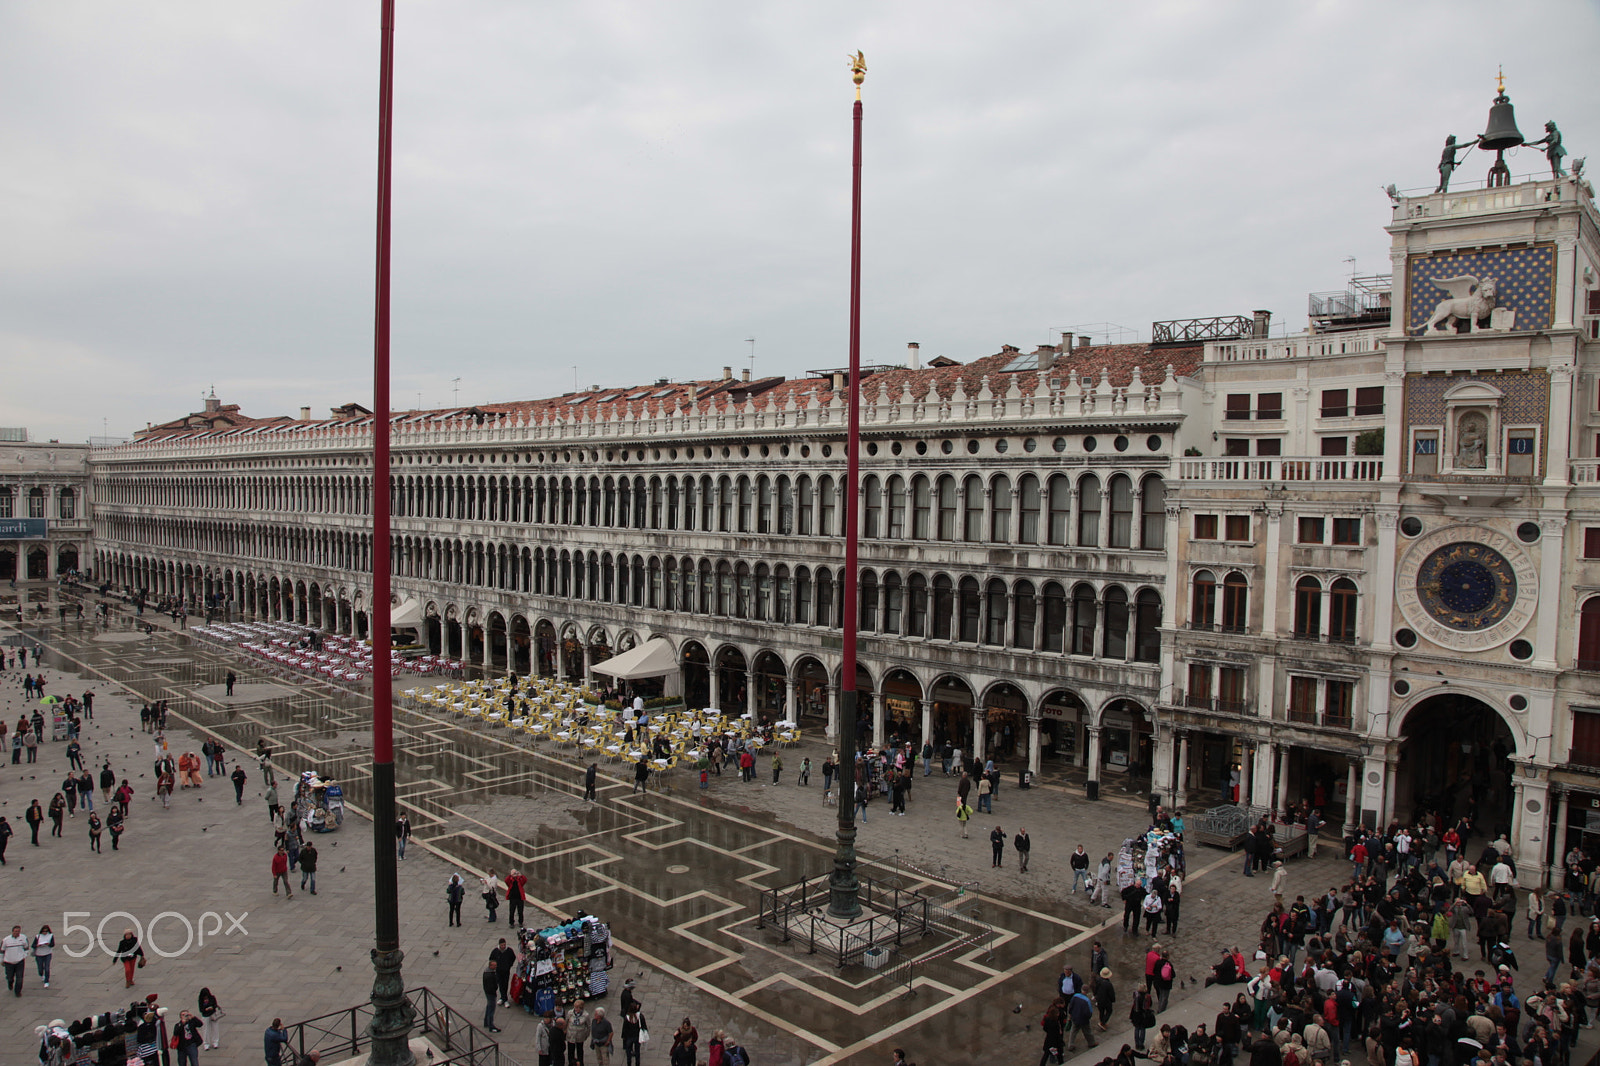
(1160, 960, 1175, 983)
(726, 1045, 750, 1066)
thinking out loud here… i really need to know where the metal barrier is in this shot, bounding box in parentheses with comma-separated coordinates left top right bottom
(283, 986, 516, 1066)
(756, 873, 934, 967)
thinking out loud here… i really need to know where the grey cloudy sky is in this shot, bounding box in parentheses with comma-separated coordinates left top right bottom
(3, 1, 1594, 442)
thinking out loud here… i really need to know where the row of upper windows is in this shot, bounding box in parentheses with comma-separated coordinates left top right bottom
(1190, 514, 1362, 546)
(1188, 570, 1361, 641)
(1223, 388, 1383, 421)
(0, 487, 77, 519)
(1182, 663, 1355, 727)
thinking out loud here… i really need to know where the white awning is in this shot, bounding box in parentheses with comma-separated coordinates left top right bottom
(591, 637, 677, 681)
(390, 598, 424, 627)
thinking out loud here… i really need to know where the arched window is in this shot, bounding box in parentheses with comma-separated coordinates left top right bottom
(819, 476, 837, 536)
(936, 476, 957, 541)
(1134, 590, 1162, 662)
(963, 475, 984, 542)
(754, 562, 771, 620)
(1294, 576, 1323, 639)
(1047, 475, 1071, 545)
(1580, 598, 1600, 669)
(795, 566, 812, 624)
(816, 566, 835, 626)
(1071, 584, 1097, 655)
(863, 476, 883, 539)
(911, 476, 932, 539)
(698, 559, 714, 614)
(737, 476, 753, 533)
(985, 578, 1008, 644)
(666, 479, 680, 529)
(776, 476, 793, 534)
(603, 478, 617, 527)
(1077, 474, 1101, 546)
(797, 475, 814, 535)
(756, 476, 771, 534)
(735, 561, 752, 618)
(932, 574, 953, 639)
(883, 571, 903, 632)
(1329, 578, 1358, 643)
(906, 573, 928, 636)
(699, 475, 715, 531)
(990, 475, 1012, 543)
(1140, 476, 1165, 549)
(716, 560, 734, 616)
(1108, 475, 1134, 548)
(1222, 572, 1249, 631)
(1191, 570, 1216, 629)
(1041, 581, 1066, 652)
(886, 475, 906, 539)
(1103, 586, 1129, 659)
(1014, 580, 1037, 649)
(718, 476, 733, 532)
(1017, 475, 1041, 544)
(774, 564, 791, 622)
(859, 569, 879, 631)
(574, 479, 588, 527)
(681, 477, 696, 531)
(630, 477, 645, 529)
(650, 477, 663, 529)
(958, 577, 982, 642)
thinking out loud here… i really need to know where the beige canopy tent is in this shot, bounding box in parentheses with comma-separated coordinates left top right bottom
(590, 637, 682, 698)
(390, 598, 424, 628)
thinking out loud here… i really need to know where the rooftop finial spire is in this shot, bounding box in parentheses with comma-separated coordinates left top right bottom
(1496, 65, 1505, 96)
(849, 50, 866, 100)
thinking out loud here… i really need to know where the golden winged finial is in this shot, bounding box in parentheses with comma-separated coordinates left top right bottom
(849, 51, 866, 97)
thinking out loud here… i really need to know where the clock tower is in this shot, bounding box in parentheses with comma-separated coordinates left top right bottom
(1374, 87, 1598, 883)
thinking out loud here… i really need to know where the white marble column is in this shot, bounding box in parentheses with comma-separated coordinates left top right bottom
(971, 709, 986, 765)
(1360, 756, 1386, 829)
(1553, 788, 1572, 889)
(784, 677, 796, 723)
(1276, 745, 1291, 812)
(871, 693, 886, 750)
(1086, 727, 1102, 792)
(1175, 732, 1190, 808)
(920, 699, 934, 751)
(709, 665, 721, 711)
(1344, 759, 1361, 835)
(1027, 713, 1042, 777)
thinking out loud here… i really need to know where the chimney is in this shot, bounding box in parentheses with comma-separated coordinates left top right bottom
(688, 384, 699, 403)
(741, 368, 751, 382)
(1060, 333, 1074, 354)
(1035, 345, 1055, 371)
(832, 371, 847, 391)
(203, 389, 221, 414)
(299, 406, 311, 421)
(1078, 335, 1093, 349)
(907, 342, 921, 370)
(1252, 310, 1272, 338)
(722, 366, 733, 381)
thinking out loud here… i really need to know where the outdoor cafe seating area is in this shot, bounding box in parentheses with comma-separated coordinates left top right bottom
(191, 620, 462, 682)
(402, 674, 804, 773)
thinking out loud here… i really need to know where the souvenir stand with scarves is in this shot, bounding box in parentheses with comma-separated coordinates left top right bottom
(513, 914, 613, 1015)
(35, 999, 170, 1066)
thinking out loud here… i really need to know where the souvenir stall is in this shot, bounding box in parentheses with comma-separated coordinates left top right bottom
(36, 1000, 169, 1066)
(514, 915, 613, 1015)
(294, 770, 345, 834)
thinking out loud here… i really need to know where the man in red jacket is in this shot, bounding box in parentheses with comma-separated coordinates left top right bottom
(504, 870, 528, 928)
(271, 845, 294, 899)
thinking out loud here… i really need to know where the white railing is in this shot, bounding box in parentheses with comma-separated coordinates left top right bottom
(1399, 176, 1585, 221)
(1178, 457, 1384, 483)
(1572, 460, 1600, 484)
(1206, 328, 1387, 363)
(92, 366, 1189, 464)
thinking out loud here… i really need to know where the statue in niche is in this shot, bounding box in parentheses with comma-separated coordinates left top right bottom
(1456, 412, 1488, 469)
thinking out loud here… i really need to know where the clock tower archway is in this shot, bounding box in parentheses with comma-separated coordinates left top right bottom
(1397, 693, 1517, 838)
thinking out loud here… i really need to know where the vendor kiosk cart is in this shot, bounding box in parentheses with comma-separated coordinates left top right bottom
(515, 916, 612, 1015)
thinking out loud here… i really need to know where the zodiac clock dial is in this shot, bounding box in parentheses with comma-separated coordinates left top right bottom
(1414, 542, 1517, 631)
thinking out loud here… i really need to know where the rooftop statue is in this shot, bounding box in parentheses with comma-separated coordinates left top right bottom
(1437, 134, 1479, 193)
(1527, 121, 1567, 178)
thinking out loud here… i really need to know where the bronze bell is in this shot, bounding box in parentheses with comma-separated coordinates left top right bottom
(1480, 92, 1524, 151)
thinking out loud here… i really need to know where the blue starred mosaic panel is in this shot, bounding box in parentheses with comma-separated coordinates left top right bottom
(1406, 244, 1555, 334)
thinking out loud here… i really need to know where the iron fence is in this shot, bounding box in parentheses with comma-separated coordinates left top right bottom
(283, 986, 517, 1066)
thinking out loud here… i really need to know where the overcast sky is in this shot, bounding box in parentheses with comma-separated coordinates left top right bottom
(3, 1, 1594, 443)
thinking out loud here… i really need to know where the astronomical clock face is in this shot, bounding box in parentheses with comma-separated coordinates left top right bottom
(1395, 524, 1537, 652)
(1414, 542, 1516, 630)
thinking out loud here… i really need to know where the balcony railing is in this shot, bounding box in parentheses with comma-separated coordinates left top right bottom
(1178, 457, 1383, 483)
(1173, 690, 1254, 716)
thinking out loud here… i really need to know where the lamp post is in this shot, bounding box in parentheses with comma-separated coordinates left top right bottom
(828, 51, 867, 922)
(366, 2, 414, 1062)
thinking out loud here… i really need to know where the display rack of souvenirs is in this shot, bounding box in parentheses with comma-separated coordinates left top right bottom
(37, 1002, 168, 1066)
(514, 915, 612, 1015)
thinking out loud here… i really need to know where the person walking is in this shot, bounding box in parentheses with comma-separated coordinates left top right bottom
(231, 763, 247, 805)
(2, 925, 27, 997)
(264, 783, 281, 823)
(107, 805, 125, 850)
(956, 797, 973, 838)
(62, 772, 78, 817)
(584, 762, 598, 802)
(1071, 845, 1092, 893)
(225, 671, 236, 697)
(271, 845, 294, 899)
(991, 825, 1007, 868)
(48, 793, 65, 837)
(481, 957, 503, 1033)
(976, 773, 993, 814)
(396, 813, 411, 858)
(853, 781, 869, 822)
(197, 987, 222, 1050)
(32, 924, 53, 988)
(87, 810, 103, 852)
(621, 1007, 645, 1066)
(1090, 853, 1114, 908)
(172, 1008, 204, 1066)
(567, 1000, 592, 1065)
(114, 928, 144, 987)
(1015, 827, 1031, 873)
(632, 758, 650, 794)
(66, 738, 84, 771)
(591, 1007, 615, 1066)
(1065, 987, 1099, 1054)
(481, 870, 503, 923)
(447, 874, 466, 926)
(491, 938, 516, 1007)
(100, 760, 115, 803)
(821, 754, 835, 800)
(299, 840, 319, 895)
(25, 799, 44, 846)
